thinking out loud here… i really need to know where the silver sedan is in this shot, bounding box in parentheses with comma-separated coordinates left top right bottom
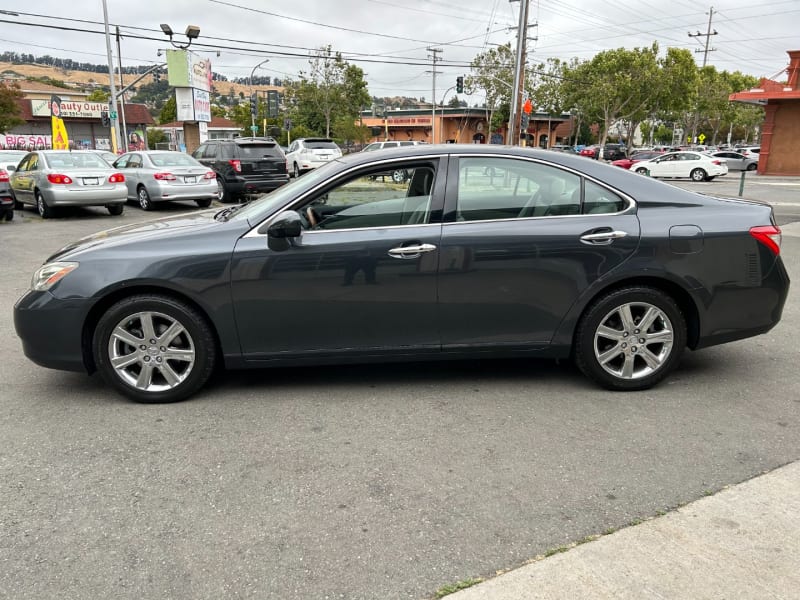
(112, 151, 218, 210)
(9, 150, 127, 218)
(709, 151, 758, 172)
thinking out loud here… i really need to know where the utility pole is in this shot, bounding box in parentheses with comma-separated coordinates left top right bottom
(426, 47, 442, 144)
(508, 0, 530, 146)
(688, 7, 718, 143)
(101, 0, 122, 154)
(115, 26, 129, 153)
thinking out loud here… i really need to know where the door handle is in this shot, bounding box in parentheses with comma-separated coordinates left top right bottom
(387, 243, 437, 259)
(580, 230, 628, 245)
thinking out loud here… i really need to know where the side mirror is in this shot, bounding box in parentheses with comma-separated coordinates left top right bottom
(260, 210, 302, 251)
(6, 164, 16, 171)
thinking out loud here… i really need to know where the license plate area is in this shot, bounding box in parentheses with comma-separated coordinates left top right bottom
(83, 177, 99, 186)
(184, 176, 196, 184)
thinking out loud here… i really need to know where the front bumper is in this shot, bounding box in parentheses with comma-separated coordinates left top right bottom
(14, 290, 92, 373)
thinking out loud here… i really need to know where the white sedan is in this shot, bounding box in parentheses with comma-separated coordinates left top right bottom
(631, 151, 728, 182)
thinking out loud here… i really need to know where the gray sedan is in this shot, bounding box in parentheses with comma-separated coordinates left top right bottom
(709, 151, 758, 171)
(9, 150, 127, 218)
(113, 151, 218, 210)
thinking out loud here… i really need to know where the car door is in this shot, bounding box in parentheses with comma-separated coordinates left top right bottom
(650, 153, 678, 177)
(230, 157, 447, 360)
(437, 155, 640, 348)
(9, 153, 35, 204)
(113, 154, 136, 199)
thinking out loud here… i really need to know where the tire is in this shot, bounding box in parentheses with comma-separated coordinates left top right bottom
(216, 178, 229, 203)
(137, 186, 153, 210)
(635, 167, 649, 176)
(746, 163, 757, 171)
(391, 169, 407, 183)
(92, 295, 217, 403)
(293, 163, 300, 178)
(196, 198, 213, 208)
(690, 168, 707, 182)
(107, 204, 124, 216)
(2, 208, 12, 222)
(35, 190, 53, 219)
(574, 286, 687, 391)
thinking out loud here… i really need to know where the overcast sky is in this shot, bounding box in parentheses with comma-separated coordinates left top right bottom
(0, 0, 796, 104)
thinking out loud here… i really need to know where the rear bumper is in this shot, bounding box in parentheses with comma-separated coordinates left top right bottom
(44, 185, 127, 206)
(225, 176, 289, 195)
(150, 181, 219, 202)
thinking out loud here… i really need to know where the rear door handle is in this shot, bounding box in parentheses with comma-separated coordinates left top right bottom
(388, 243, 437, 259)
(580, 230, 628, 245)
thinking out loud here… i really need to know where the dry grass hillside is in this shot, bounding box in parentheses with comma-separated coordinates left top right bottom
(0, 61, 283, 96)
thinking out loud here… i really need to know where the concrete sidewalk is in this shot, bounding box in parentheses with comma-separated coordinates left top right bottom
(448, 461, 800, 599)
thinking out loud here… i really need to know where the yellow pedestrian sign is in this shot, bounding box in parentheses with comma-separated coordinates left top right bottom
(698, 133, 706, 143)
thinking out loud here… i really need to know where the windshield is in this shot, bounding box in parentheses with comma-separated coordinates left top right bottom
(227, 160, 343, 224)
(149, 153, 202, 168)
(44, 152, 110, 169)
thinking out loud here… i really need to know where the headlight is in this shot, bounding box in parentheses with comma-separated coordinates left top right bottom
(31, 261, 79, 291)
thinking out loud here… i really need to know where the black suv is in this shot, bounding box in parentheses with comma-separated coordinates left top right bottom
(600, 144, 627, 161)
(192, 137, 289, 202)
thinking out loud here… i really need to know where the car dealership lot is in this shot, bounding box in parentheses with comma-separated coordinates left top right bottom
(1, 188, 798, 599)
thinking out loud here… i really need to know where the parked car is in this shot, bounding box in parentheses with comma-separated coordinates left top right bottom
(0, 150, 26, 222)
(611, 150, 665, 170)
(580, 144, 626, 161)
(14, 145, 789, 403)
(737, 146, 761, 160)
(709, 151, 758, 172)
(192, 137, 289, 203)
(113, 150, 218, 210)
(549, 144, 576, 153)
(85, 149, 119, 165)
(631, 151, 728, 181)
(579, 145, 600, 159)
(9, 150, 127, 218)
(362, 140, 428, 181)
(285, 138, 342, 177)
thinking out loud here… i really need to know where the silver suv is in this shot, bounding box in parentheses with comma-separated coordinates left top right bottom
(362, 140, 427, 152)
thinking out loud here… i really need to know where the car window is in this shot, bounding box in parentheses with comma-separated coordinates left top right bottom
(203, 144, 218, 159)
(192, 145, 206, 159)
(16, 154, 33, 172)
(27, 154, 40, 171)
(456, 157, 581, 221)
(362, 143, 381, 152)
(114, 155, 130, 168)
(127, 154, 143, 168)
(150, 153, 200, 167)
(583, 180, 626, 214)
(303, 140, 338, 150)
(237, 143, 282, 158)
(302, 163, 437, 231)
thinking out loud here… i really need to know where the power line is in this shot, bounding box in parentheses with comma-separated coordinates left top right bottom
(688, 6, 717, 67)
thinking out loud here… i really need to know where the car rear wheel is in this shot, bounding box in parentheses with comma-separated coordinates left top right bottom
(690, 168, 707, 182)
(196, 198, 213, 208)
(35, 190, 53, 219)
(216, 178, 228, 203)
(746, 163, 757, 171)
(93, 295, 217, 403)
(293, 163, 300, 178)
(107, 204, 124, 216)
(2, 208, 12, 221)
(574, 286, 686, 391)
(391, 169, 408, 183)
(137, 186, 153, 210)
(635, 167, 649, 175)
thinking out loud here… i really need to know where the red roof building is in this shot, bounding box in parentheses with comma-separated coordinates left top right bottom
(729, 50, 800, 175)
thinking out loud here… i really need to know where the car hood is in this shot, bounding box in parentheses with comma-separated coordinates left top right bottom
(46, 209, 223, 262)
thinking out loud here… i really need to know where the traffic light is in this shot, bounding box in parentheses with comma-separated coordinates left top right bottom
(520, 112, 530, 130)
(153, 70, 160, 82)
(101, 110, 110, 127)
(250, 93, 258, 117)
(456, 76, 464, 94)
(266, 90, 279, 118)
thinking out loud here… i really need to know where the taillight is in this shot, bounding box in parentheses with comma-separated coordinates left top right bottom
(0, 169, 8, 182)
(750, 225, 782, 256)
(108, 173, 125, 183)
(229, 159, 242, 173)
(153, 172, 177, 181)
(203, 171, 216, 180)
(47, 174, 73, 184)
(712, 160, 722, 165)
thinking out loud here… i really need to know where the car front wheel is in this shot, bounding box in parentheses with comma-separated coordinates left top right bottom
(93, 295, 217, 403)
(690, 168, 707, 182)
(574, 286, 686, 391)
(635, 167, 649, 176)
(293, 163, 300, 178)
(36, 190, 53, 218)
(746, 163, 757, 171)
(137, 186, 153, 210)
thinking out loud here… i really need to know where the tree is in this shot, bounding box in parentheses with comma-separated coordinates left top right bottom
(146, 128, 168, 149)
(86, 88, 110, 102)
(466, 42, 515, 134)
(0, 82, 24, 132)
(159, 95, 176, 124)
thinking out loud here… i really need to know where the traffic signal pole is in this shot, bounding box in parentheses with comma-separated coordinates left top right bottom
(101, 0, 122, 153)
(508, 0, 530, 145)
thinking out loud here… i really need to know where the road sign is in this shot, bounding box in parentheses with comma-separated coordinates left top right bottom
(109, 111, 118, 120)
(698, 133, 706, 143)
(250, 125, 258, 133)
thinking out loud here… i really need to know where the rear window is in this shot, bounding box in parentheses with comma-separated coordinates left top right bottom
(150, 153, 201, 168)
(304, 141, 338, 150)
(236, 143, 282, 159)
(44, 152, 109, 169)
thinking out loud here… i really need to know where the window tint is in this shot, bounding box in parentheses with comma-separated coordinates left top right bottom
(192, 145, 206, 159)
(362, 143, 381, 151)
(583, 180, 625, 214)
(114, 155, 129, 169)
(237, 143, 282, 158)
(203, 144, 219, 159)
(127, 154, 143, 168)
(456, 157, 580, 221)
(149, 153, 201, 167)
(302, 164, 436, 231)
(303, 140, 338, 150)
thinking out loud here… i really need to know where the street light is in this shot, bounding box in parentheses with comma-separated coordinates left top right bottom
(160, 23, 201, 49)
(249, 59, 270, 135)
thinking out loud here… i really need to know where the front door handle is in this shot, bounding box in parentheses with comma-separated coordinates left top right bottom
(580, 230, 628, 245)
(387, 243, 437, 259)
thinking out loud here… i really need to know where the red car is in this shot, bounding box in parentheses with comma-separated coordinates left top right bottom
(579, 145, 599, 159)
(611, 150, 664, 169)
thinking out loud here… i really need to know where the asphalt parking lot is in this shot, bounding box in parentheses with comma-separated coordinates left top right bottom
(1, 180, 798, 599)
